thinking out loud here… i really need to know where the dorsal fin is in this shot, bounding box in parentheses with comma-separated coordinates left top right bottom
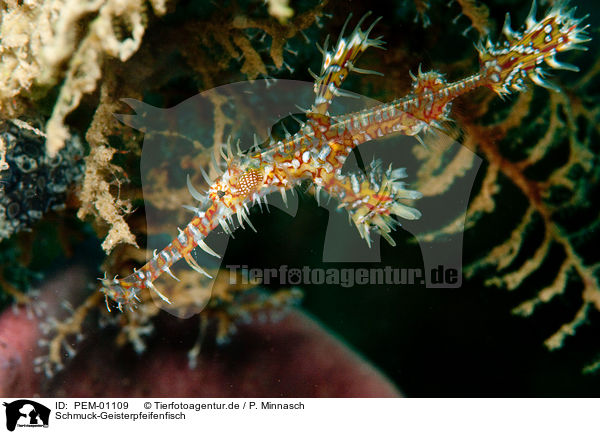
(309, 13, 385, 120)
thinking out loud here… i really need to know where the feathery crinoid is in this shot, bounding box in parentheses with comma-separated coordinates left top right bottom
(436, 0, 598, 372)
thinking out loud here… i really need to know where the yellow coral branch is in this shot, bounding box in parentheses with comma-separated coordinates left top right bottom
(77, 145, 137, 253)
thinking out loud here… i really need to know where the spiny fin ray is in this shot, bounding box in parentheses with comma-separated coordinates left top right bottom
(310, 12, 385, 117)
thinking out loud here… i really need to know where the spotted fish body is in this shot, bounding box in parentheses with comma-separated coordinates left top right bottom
(101, 1, 589, 310)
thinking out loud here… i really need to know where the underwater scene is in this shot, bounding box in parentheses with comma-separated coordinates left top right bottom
(0, 0, 599, 397)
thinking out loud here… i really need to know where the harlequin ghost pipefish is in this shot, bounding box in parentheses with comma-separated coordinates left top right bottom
(101, 1, 590, 311)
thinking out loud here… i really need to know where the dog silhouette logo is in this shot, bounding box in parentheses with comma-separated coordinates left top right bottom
(3, 400, 50, 431)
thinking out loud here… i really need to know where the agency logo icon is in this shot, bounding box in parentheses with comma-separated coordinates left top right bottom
(3, 400, 50, 431)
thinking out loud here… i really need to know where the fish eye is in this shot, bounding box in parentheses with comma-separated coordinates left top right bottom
(217, 191, 226, 198)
